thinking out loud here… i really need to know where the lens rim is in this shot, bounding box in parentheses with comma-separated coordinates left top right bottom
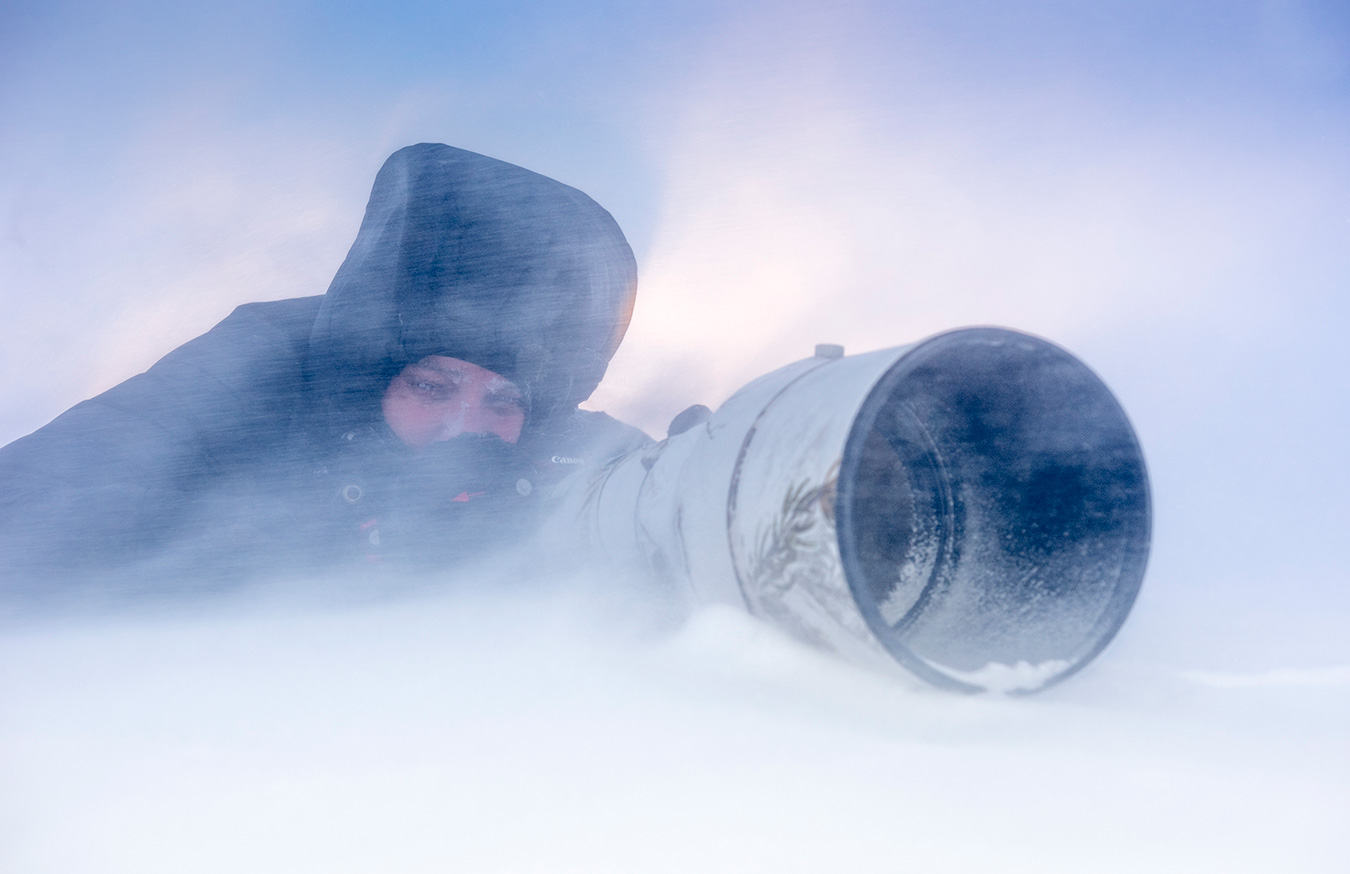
(835, 327, 1152, 693)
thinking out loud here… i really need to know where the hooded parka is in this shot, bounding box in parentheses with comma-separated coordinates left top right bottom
(0, 144, 649, 595)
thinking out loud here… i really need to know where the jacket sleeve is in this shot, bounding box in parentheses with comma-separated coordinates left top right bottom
(0, 296, 323, 581)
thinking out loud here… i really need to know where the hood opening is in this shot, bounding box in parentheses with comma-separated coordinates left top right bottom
(303, 143, 638, 441)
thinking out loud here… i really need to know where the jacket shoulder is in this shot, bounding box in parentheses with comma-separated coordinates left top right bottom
(0, 296, 324, 578)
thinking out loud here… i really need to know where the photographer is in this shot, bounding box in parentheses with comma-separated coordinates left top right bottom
(0, 143, 649, 593)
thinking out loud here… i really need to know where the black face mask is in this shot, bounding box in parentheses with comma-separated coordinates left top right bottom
(363, 433, 540, 569)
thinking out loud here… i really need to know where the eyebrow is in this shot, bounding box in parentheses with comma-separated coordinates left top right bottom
(411, 363, 522, 397)
(412, 362, 465, 378)
(484, 377, 522, 396)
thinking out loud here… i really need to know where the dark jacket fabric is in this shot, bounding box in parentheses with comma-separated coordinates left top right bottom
(0, 144, 649, 596)
(307, 142, 639, 436)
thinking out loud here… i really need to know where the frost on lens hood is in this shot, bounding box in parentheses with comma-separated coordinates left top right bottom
(546, 327, 1151, 694)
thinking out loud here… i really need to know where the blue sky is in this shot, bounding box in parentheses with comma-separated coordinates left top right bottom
(2, 0, 1348, 665)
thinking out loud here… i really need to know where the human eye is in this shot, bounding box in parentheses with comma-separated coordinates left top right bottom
(487, 392, 526, 415)
(405, 374, 456, 400)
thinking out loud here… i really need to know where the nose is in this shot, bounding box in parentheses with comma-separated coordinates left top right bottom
(456, 398, 493, 437)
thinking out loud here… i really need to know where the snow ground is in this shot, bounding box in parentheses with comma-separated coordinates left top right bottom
(1, 572, 1345, 873)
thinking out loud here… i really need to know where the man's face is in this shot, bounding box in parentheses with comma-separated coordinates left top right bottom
(382, 356, 526, 449)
